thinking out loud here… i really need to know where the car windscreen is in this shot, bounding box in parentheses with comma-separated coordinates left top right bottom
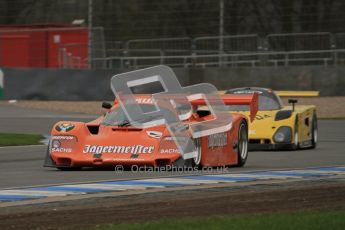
(102, 104, 179, 126)
(102, 104, 157, 126)
(226, 90, 282, 111)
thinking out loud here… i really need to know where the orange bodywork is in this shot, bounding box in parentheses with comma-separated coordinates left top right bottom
(48, 94, 258, 168)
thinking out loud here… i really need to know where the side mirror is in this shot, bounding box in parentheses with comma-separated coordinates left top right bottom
(101, 102, 112, 116)
(288, 99, 298, 111)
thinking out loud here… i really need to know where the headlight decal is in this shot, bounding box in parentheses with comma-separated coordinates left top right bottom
(52, 140, 61, 148)
(273, 126, 292, 143)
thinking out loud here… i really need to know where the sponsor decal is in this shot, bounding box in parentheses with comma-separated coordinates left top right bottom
(208, 132, 228, 148)
(51, 147, 72, 153)
(83, 144, 154, 155)
(52, 135, 75, 140)
(160, 148, 180, 154)
(234, 90, 263, 95)
(55, 123, 75, 132)
(146, 131, 162, 139)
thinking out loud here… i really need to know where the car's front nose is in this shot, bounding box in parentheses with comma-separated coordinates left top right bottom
(49, 126, 182, 168)
(245, 111, 295, 150)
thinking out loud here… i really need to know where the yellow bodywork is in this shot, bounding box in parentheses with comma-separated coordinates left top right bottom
(231, 105, 316, 146)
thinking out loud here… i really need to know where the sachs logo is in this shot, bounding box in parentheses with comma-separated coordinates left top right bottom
(55, 123, 75, 132)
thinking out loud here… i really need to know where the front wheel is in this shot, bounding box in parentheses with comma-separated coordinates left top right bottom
(236, 120, 248, 167)
(192, 138, 202, 168)
(57, 166, 82, 171)
(292, 119, 299, 150)
(310, 113, 318, 149)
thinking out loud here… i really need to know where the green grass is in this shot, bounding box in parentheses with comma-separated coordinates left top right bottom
(0, 133, 44, 146)
(94, 209, 345, 230)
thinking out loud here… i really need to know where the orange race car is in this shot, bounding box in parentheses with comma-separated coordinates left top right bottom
(44, 94, 258, 170)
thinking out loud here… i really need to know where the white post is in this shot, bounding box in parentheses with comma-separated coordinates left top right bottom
(88, 0, 93, 69)
(219, 0, 224, 66)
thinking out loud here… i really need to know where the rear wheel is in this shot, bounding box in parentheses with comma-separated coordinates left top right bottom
(172, 139, 200, 169)
(236, 120, 248, 167)
(310, 113, 318, 149)
(192, 138, 202, 168)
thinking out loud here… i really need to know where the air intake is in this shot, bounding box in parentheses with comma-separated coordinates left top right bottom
(87, 125, 100, 135)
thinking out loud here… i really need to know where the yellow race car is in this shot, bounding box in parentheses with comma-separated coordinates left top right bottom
(225, 87, 318, 150)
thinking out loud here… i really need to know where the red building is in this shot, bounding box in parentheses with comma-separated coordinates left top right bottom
(0, 25, 88, 69)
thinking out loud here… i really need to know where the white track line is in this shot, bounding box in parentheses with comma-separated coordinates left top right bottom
(0, 190, 81, 197)
(141, 178, 219, 185)
(60, 184, 149, 191)
(0, 145, 45, 149)
(180, 174, 298, 180)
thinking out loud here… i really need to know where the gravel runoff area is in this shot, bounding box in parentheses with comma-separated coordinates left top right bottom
(1, 97, 345, 118)
(0, 178, 344, 230)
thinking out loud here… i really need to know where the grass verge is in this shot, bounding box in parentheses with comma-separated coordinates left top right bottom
(95, 209, 345, 230)
(0, 133, 44, 146)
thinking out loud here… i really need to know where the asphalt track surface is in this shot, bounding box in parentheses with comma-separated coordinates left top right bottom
(0, 105, 344, 189)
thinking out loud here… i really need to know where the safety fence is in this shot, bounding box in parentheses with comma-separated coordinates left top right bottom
(94, 32, 345, 69)
(58, 27, 106, 69)
(2, 29, 345, 69)
(194, 34, 261, 54)
(265, 32, 334, 51)
(93, 49, 345, 69)
(104, 32, 339, 55)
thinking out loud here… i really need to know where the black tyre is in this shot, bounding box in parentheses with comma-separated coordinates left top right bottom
(192, 138, 202, 168)
(310, 113, 318, 149)
(43, 144, 56, 167)
(236, 120, 248, 167)
(292, 118, 299, 150)
(171, 139, 199, 169)
(57, 166, 82, 171)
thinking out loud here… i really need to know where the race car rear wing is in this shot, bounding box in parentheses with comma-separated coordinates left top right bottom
(218, 90, 319, 97)
(275, 91, 319, 97)
(191, 93, 259, 122)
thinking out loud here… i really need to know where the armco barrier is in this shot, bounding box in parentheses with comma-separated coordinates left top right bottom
(2, 68, 189, 100)
(2, 66, 345, 100)
(187, 67, 345, 96)
(3, 68, 116, 101)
